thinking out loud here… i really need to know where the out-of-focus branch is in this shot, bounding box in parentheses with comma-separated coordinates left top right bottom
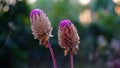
(0, 22, 16, 55)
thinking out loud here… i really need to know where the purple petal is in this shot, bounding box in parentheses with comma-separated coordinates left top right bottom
(59, 19, 71, 30)
(30, 9, 43, 17)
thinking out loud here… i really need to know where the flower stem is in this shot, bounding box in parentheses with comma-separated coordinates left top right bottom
(48, 41, 58, 68)
(70, 49, 74, 68)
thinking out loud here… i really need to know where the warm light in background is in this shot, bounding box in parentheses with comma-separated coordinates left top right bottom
(27, 0, 37, 4)
(5, 0, 16, 5)
(78, 0, 91, 5)
(0, 0, 17, 12)
(113, 0, 120, 4)
(3, 5, 9, 12)
(114, 5, 120, 16)
(79, 9, 92, 25)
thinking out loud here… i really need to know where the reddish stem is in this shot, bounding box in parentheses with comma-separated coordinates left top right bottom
(70, 49, 74, 68)
(48, 41, 58, 68)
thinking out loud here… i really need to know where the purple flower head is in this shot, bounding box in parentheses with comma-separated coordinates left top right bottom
(30, 9, 43, 17)
(59, 20, 71, 29)
(58, 19, 80, 56)
(30, 9, 53, 47)
(30, 9, 46, 24)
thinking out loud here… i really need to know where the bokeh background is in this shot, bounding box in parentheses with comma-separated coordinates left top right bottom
(0, 0, 120, 68)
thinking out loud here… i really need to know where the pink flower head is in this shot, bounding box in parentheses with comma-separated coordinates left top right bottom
(58, 19, 80, 56)
(30, 9, 53, 47)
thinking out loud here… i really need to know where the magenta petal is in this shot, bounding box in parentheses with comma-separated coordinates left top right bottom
(59, 19, 71, 29)
(30, 9, 43, 17)
(59, 19, 72, 31)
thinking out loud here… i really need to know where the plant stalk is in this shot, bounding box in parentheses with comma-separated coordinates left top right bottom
(70, 49, 74, 68)
(48, 41, 58, 68)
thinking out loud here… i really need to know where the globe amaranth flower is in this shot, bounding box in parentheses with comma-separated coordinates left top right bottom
(58, 19, 80, 56)
(30, 9, 53, 47)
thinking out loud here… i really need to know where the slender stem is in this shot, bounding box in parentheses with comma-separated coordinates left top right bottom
(48, 41, 58, 68)
(70, 49, 74, 68)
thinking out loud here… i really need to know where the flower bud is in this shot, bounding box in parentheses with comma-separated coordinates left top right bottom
(30, 9, 53, 47)
(58, 20, 80, 56)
